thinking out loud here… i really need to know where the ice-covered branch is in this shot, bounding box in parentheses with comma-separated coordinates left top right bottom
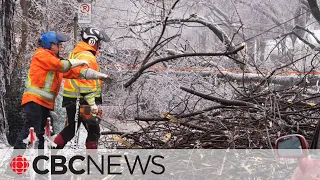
(124, 44, 245, 88)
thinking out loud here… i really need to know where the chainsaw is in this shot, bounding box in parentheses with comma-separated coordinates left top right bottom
(80, 105, 118, 132)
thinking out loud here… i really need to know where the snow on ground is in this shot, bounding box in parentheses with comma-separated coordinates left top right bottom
(0, 105, 142, 151)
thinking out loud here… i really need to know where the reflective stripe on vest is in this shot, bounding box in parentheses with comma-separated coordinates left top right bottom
(69, 51, 94, 60)
(70, 79, 100, 92)
(72, 51, 101, 93)
(61, 60, 71, 72)
(63, 79, 101, 98)
(68, 51, 96, 79)
(63, 90, 102, 98)
(63, 51, 101, 98)
(24, 72, 55, 100)
(44, 71, 54, 90)
(24, 87, 54, 100)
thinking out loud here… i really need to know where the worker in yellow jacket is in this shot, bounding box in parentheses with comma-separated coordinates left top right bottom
(14, 31, 111, 149)
(53, 27, 110, 149)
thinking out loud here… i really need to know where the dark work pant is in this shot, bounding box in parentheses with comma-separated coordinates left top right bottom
(57, 103, 100, 148)
(14, 102, 50, 149)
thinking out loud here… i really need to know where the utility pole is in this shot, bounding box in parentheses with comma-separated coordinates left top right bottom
(45, 0, 50, 31)
(73, 13, 78, 46)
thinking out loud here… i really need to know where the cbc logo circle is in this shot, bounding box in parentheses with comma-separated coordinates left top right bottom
(10, 155, 29, 175)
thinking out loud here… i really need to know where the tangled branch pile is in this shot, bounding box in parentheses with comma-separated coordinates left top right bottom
(101, 77, 320, 149)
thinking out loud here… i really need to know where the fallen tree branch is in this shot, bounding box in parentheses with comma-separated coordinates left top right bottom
(217, 72, 320, 86)
(180, 86, 260, 108)
(100, 131, 126, 135)
(124, 44, 245, 88)
(133, 116, 210, 131)
(251, 53, 312, 92)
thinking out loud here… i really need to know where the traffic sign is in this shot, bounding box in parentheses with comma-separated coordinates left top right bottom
(78, 3, 91, 24)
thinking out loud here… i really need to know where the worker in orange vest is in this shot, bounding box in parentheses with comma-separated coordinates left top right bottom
(14, 31, 112, 149)
(53, 27, 111, 149)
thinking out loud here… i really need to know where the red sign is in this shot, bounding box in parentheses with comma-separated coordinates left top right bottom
(78, 3, 91, 23)
(80, 3, 90, 14)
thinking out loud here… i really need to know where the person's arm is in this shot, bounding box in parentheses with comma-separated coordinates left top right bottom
(34, 49, 89, 72)
(62, 54, 112, 81)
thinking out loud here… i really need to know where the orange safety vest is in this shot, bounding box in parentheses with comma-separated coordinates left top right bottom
(63, 42, 102, 99)
(21, 47, 80, 110)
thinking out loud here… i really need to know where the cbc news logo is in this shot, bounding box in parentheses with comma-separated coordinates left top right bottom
(10, 155, 30, 175)
(7, 153, 165, 176)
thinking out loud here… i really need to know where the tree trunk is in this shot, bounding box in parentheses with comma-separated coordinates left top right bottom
(307, 0, 320, 25)
(0, 0, 14, 147)
(5, 0, 30, 146)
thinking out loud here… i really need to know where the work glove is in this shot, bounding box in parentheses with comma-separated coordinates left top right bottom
(68, 59, 90, 69)
(84, 69, 114, 83)
(84, 93, 96, 112)
(90, 104, 98, 114)
(99, 74, 113, 84)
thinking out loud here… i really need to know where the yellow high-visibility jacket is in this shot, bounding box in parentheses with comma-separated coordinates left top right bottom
(62, 41, 102, 105)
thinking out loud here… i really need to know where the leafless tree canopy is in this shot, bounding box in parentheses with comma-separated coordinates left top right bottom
(3, 0, 320, 149)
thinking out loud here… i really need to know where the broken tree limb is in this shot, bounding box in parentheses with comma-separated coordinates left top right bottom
(217, 72, 320, 86)
(134, 116, 210, 131)
(124, 44, 245, 88)
(100, 131, 125, 136)
(101, 85, 320, 149)
(180, 86, 260, 108)
(133, 105, 245, 123)
(249, 53, 313, 93)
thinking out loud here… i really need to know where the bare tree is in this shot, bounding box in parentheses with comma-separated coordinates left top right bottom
(0, 0, 14, 146)
(7, 0, 320, 149)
